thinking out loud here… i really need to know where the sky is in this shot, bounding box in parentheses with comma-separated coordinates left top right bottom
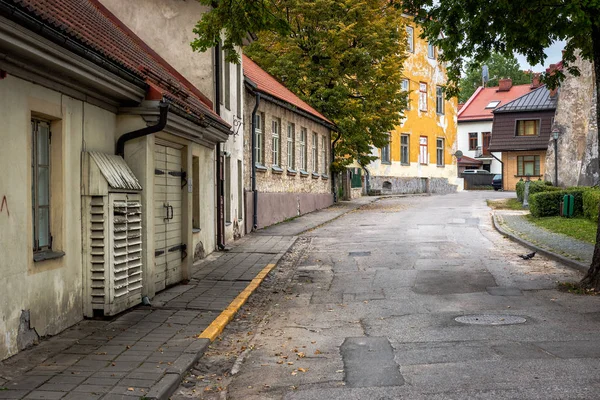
(515, 41, 566, 72)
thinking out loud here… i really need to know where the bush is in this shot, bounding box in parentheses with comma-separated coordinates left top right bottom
(516, 180, 558, 203)
(583, 189, 600, 222)
(529, 188, 589, 217)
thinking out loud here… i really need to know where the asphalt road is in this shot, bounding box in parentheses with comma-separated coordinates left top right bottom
(179, 192, 600, 399)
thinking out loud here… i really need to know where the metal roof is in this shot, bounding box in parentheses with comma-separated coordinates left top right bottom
(493, 85, 557, 113)
(89, 152, 142, 191)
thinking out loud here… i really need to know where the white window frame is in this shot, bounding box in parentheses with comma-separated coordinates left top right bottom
(272, 119, 280, 166)
(406, 26, 414, 53)
(436, 138, 444, 166)
(419, 82, 428, 112)
(419, 136, 428, 165)
(321, 135, 327, 174)
(254, 113, 264, 165)
(436, 86, 444, 115)
(300, 127, 307, 171)
(402, 79, 410, 109)
(312, 132, 318, 173)
(287, 123, 295, 169)
(427, 42, 435, 59)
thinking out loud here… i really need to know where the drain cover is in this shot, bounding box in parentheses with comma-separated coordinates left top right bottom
(455, 314, 526, 325)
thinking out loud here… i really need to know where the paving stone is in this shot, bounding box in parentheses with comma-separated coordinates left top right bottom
(61, 393, 101, 400)
(46, 376, 87, 385)
(117, 378, 157, 388)
(81, 377, 121, 386)
(23, 391, 66, 399)
(0, 390, 30, 399)
(35, 383, 77, 392)
(71, 384, 113, 393)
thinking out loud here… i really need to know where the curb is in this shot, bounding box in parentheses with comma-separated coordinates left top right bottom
(145, 263, 278, 399)
(491, 212, 589, 274)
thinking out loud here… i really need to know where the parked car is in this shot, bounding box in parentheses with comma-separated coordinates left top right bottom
(492, 174, 503, 191)
(462, 169, 491, 175)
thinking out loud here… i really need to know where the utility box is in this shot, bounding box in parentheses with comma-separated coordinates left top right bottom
(82, 152, 144, 317)
(561, 194, 574, 218)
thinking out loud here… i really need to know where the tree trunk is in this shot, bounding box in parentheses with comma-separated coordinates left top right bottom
(581, 24, 600, 289)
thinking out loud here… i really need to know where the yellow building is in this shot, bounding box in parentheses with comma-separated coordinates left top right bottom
(364, 19, 458, 194)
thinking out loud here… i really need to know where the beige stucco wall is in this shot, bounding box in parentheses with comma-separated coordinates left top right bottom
(98, 0, 214, 102)
(244, 94, 332, 195)
(0, 75, 121, 360)
(502, 150, 547, 191)
(100, 0, 245, 245)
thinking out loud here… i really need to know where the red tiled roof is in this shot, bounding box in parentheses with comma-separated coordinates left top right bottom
(11, 0, 227, 127)
(242, 55, 331, 125)
(458, 84, 533, 122)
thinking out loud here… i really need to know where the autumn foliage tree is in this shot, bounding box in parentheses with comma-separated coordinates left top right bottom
(192, 0, 408, 169)
(402, 0, 600, 289)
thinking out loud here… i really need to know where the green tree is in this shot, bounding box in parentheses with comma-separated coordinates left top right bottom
(192, 0, 408, 169)
(403, 0, 600, 289)
(459, 53, 532, 103)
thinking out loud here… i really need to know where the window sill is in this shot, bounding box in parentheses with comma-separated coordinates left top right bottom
(299, 170, 309, 177)
(287, 168, 297, 176)
(381, 161, 391, 165)
(192, 228, 201, 233)
(225, 222, 232, 226)
(401, 162, 410, 166)
(437, 165, 445, 168)
(271, 166, 284, 174)
(321, 174, 329, 180)
(311, 172, 320, 179)
(515, 175, 542, 178)
(436, 113, 445, 116)
(255, 163, 267, 172)
(33, 250, 65, 263)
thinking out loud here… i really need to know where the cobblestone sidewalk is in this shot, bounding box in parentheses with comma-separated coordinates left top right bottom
(0, 198, 374, 400)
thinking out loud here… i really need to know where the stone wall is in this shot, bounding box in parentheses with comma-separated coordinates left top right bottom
(545, 55, 599, 187)
(368, 176, 457, 195)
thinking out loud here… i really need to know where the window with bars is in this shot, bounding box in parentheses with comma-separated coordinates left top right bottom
(436, 86, 444, 114)
(254, 113, 264, 165)
(406, 26, 414, 53)
(312, 132, 318, 173)
(517, 155, 540, 176)
(32, 119, 51, 251)
(516, 119, 540, 136)
(272, 119, 280, 166)
(436, 138, 444, 166)
(381, 134, 391, 164)
(299, 128, 307, 171)
(287, 123, 295, 169)
(419, 82, 428, 112)
(469, 132, 478, 150)
(401, 134, 410, 165)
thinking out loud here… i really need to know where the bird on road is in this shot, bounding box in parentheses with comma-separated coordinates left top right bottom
(519, 251, 536, 260)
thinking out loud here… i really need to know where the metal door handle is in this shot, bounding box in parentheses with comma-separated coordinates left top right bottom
(163, 203, 174, 221)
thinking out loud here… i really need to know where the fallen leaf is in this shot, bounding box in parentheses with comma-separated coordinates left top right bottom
(297, 352, 305, 358)
(127, 388, 134, 392)
(314, 350, 322, 355)
(287, 362, 294, 365)
(291, 371, 297, 376)
(298, 368, 308, 372)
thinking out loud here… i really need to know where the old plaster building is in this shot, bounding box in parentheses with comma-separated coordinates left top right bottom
(489, 85, 558, 190)
(243, 55, 334, 231)
(98, 0, 246, 250)
(364, 18, 458, 194)
(545, 56, 599, 187)
(0, 0, 230, 360)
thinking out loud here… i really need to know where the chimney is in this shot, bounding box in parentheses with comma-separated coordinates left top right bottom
(531, 73, 542, 89)
(498, 78, 513, 92)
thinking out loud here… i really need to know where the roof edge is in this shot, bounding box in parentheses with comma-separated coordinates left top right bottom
(457, 86, 483, 117)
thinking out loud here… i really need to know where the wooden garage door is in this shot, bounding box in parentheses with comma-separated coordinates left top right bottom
(154, 144, 184, 292)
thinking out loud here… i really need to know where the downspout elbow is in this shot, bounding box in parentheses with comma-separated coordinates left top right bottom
(116, 102, 169, 157)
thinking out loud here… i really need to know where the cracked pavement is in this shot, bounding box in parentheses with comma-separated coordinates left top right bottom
(175, 192, 600, 400)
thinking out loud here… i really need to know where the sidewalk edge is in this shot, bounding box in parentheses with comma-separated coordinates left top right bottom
(491, 212, 588, 274)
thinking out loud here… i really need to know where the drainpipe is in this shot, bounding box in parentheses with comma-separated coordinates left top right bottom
(490, 152, 504, 189)
(251, 92, 261, 230)
(116, 102, 169, 157)
(331, 132, 340, 202)
(215, 41, 224, 249)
